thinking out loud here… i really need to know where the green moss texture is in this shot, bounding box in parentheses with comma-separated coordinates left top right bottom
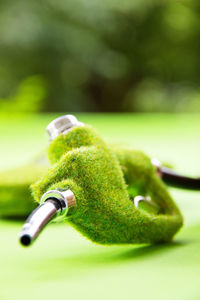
(32, 125, 183, 244)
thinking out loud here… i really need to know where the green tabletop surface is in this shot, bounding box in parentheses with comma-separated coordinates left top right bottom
(0, 113, 200, 300)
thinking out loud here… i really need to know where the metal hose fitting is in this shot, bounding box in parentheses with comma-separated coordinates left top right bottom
(19, 189, 76, 247)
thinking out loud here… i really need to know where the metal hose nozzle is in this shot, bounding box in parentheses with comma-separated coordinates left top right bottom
(19, 189, 76, 247)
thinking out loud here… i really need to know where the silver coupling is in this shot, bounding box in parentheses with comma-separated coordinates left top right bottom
(46, 115, 85, 141)
(134, 195, 159, 214)
(134, 195, 152, 209)
(40, 189, 76, 220)
(151, 158, 162, 169)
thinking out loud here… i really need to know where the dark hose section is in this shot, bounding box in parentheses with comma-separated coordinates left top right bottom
(160, 167, 200, 190)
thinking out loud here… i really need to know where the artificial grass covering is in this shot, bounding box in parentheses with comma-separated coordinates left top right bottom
(32, 124, 183, 244)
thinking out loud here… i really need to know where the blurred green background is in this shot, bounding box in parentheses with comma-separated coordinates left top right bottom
(0, 0, 200, 113)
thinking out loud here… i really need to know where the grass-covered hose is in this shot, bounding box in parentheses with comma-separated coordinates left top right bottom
(31, 125, 183, 244)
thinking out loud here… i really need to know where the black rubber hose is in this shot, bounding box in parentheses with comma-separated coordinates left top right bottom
(160, 167, 200, 190)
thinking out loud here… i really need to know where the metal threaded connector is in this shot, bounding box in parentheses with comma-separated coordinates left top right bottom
(46, 115, 84, 141)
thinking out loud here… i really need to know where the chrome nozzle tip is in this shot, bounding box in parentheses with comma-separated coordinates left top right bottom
(20, 234, 32, 247)
(19, 190, 76, 248)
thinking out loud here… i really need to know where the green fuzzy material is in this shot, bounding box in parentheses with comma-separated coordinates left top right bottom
(31, 125, 183, 245)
